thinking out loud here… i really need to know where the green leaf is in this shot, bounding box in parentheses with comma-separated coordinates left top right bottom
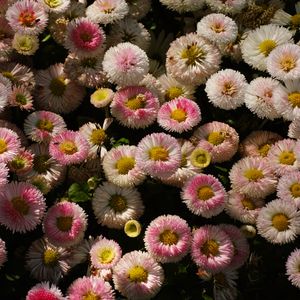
(68, 183, 91, 203)
(111, 137, 130, 147)
(41, 34, 51, 42)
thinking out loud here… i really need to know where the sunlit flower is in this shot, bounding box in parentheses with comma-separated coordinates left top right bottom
(90, 88, 114, 108)
(26, 282, 65, 300)
(0, 127, 21, 163)
(12, 32, 39, 56)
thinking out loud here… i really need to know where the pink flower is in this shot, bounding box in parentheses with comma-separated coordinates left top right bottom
(26, 282, 65, 300)
(0, 127, 21, 163)
(286, 248, 300, 289)
(0, 238, 7, 269)
(181, 174, 227, 218)
(0, 162, 8, 188)
(157, 97, 201, 133)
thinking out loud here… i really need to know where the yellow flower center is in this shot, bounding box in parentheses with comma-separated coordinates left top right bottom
(280, 56, 296, 72)
(59, 141, 78, 155)
(97, 248, 115, 264)
(125, 94, 146, 110)
(181, 43, 206, 66)
(272, 213, 289, 231)
(291, 13, 300, 27)
(49, 76, 66, 96)
(109, 195, 127, 212)
(91, 88, 111, 103)
(278, 151, 296, 165)
(170, 108, 187, 122)
(128, 266, 148, 283)
(0, 138, 7, 154)
(43, 249, 59, 266)
(82, 291, 100, 300)
(11, 196, 29, 215)
(36, 119, 54, 132)
(44, 0, 61, 8)
(149, 146, 169, 161)
(1, 71, 15, 83)
(33, 154, 50, 173)
(288, 92, 300, 108)
(244, 168, 264, 181)
(258, 143, 271, 157)
(15, 93, 28, 105)
(124, 220, 141, 237)
(159, 229, 179, 245)
(258, 39, 277, 56)
(165, 86, 183, 101)
(90, 128, 106, 145)
(222, 82, 237, 96)
(56, 216, 73, 232)
(190, 148, 211, 168)
(198, 186, 214, 201)
(290, 183, 300, 198)
(201, 239, 219, 256)
(210, 23, 225, 33)
(207, 131, 226, 146)
(116, 157, 135, 174)
(241, 197, 256, 210)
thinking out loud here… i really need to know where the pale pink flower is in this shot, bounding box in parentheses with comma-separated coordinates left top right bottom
(26, 282, 65, 300)
(8, 147, 34, 175)
(288, 117, 300, 139)
(286, 248, 300, 289)
(0, 162, 9, 189)
(0, 127, 21, 163)
(8, 85, 33, 111)
(0, 74, 11, 112)
(206, 0, 246, 15)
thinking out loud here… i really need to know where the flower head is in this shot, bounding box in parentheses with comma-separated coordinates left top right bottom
(286, 248, 300, 289)
(0, 127, 21, 163)
(26, 282, 65, 300)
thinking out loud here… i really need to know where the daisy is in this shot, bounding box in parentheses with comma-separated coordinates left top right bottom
(0, 127, 21, 163)
(0, 162, 9, 188)
(166, 32, 221, 86)
(26, 282, 65, 300)
(197, 13, 238, 46)
(256, 198, 300, 244)
(102, 145, 146, 187)
(225, 190, 265, 225)
(189, 147, 211, 169)
(0, 73, 11, 112)
(86, 0, 129, 25)
(159, 0, 204, 13)
(206, 0, 246, 15)
(157, 97, 201, 133)
(38, 0, 70, 13)
(191, 225, 234, 273)
(0, 120, 27, 147)
(267, 43, 300, 81)
(34, 63, 86, 114)
(144, 215, 191, 263)
(240, 24, 293, 71)
(26, 238, 71, 283)
(288, 117, 300, 139)
(8, 147, 34, 175)
(127, 0, 151, 20)
(229, 156, 277, 198)
(102, 42, 149, 87)
(110, 86, 159, 129)
(181, 174, 227, 218)
(90, 236, 122, 270)
(65, 18, 105, 58)
(267, 139, 298, 176)
(205, 69, 247, 110)
(192, 121, 239, 163)
(239, 130, 282, 158)
(90, 88, 114, 108)
(0, 238, 7, 269)
(124, 219, 142, 237)
(67, 276, 115, 300)
(24, 110, 66, 143)
(12, 32, 39, 56)
(0, 181, 46, 233)
(43, 201, 88, 247)
(273, 79, 300, 121)
(213, 269, 238, 300)
(107, 18, 151, 51)
(8, 85, 33, 111)
(277, 171, 300, 209)
(286, 248, 300, 289)
(92, 182, 144, 229)
(158, 73, 195, 103)
(135, 132, 181, 179)
(6, 0, 48, 35)
(113, 250, 164, 300)
(244, 77, 281, 120)
(49, 130, 89, 166)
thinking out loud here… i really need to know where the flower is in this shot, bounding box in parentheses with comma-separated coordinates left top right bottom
(0, 127, 21, 163)
(286, 248, 300, 289)
(244, 77, 281, 120)
(240, 24, 293, 71)
(26, 282, 65, 300)
(127, 0, 151, 20)
(288, 117, 300, 139)
(191, 225, 234, 273)
(34, 63, 85, 114)
(8, 85, 33, 110)
(229, 157, 277, 198)
(12, 33, 39, 56)
(110, 85, 159, 129)
(39, 0, 70, 13)
(205, 69, 247, 110)
(26, 238, 71, 283)
(144, 214, 191, 263)
(0, 181, 46, 233)
(102, 145, 146, 187)
(267, 43, 300, 80)
(181, 174, 227, 218)
(92, 182, 144, 229)
(157, 97, 201, 133)
(49, 130, 89, 166)
(166, 32, 221, 85)
(43, 201, 88, 247)
(6, 0, 48, 35)
(135, 132, 181, 179)
(257, 199, 300, 244)
(206, 0, 246, 15)
(213, 269, 238, 300)
(103, 42, 149, 87)
(113, 250, 164, 300)
(65, 18, 105, 58)
(124, 219, 142, 237)
(0, 238, 7, 269)
(159, 0, 204, 13)
(24, 110, 66, 143)
(90, 236, 122, 270)
(67, 276, 115, 300)
(0, 162, 9, 189)
(192, 121, 239, 163)
(189, 147, 211, 169)
(90, 88, 114, 108)
(0, 74, 11, 113)
(8, 147, 33, 175)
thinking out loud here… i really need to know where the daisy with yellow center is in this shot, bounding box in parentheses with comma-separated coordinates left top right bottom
(190, 148, 211, 169)
(0, 127, 21, 164)
(90, 88, 114, 108)
(124, 219, 142, 238)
